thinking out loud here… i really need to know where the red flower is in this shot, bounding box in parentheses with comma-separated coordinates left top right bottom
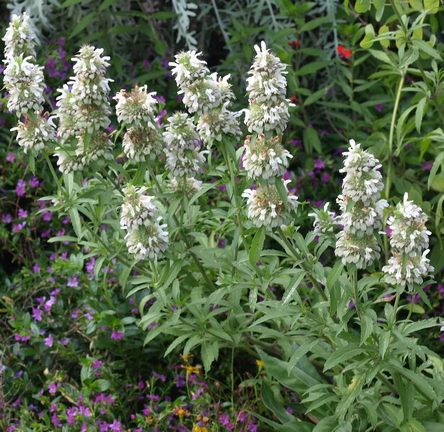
(337, 45, 352, 59)
(288, 41, 300, 48)
(290, 96, 298, 104)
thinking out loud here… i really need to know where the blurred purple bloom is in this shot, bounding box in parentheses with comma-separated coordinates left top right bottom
(29, 176, 39, 188)
(6, 153, 15, 162)
(375, 104, 384, 112)
(1, 214, 12, 223)
(13, 221, 27, 232)
(421, 161, 433, 171)
(15, 179, 26, 196)
(67, 276, 79, 287)
(110, 330, 124, 340)
(44, 334, 54, 347)
(18, 209, 28, 218)
(314, 158, 325, 169)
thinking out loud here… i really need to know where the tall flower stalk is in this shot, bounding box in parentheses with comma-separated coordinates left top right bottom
(335, 139, 388, 268)
(54, 45, 113, 173)
(2, 13, 55, 154)
(382, 193, 433, 291)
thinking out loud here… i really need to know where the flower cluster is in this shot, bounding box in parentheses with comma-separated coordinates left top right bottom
(2, 13, 55, 153)
(163, 112, 208, 179)
(120, 185, 168, 260)
(243, 41, 289, 134)
(169, 51, 241, 147)
(335, 140, 388, 268)
(243, 133, 292, 180)
(54, 45, 113, 173)
(114, 85, 164, 162)
(382, 193, 433, 290)
(242, 180, 298, 229)
(242, 43, 297, 228)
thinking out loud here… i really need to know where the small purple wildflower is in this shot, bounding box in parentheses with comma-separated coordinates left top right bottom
(110, 330, 124, 340)
(44, 334, 54, 347)
(15, 179, 27, 196)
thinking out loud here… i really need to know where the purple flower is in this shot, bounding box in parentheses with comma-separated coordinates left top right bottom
(43, 210, 53, 222)
(6, 153, 15, 162)
(1, 214, 12, 223)
(33, 264, 40, 273)
(13, 371, 23, 379)
(152, 371, 166, 382)
(29, 176, 39, 188)
(314, 158, 325, 169)
(421, 160, 433, 171)
(110, 330, 124, 340)
(15, 179, 27, 196)
(67, 276, 79, 287)
(48, 382, 58, 394)
(321, 173, 331, 182)
(32, 308, 43, 321)
(13, 221, 27, 232)
(18, 209, 28, 218)
(58, 338, 70, 345)
(375, 103, 384, 112)
(91, 360, 103, 370)
(44, 334, 54, 347)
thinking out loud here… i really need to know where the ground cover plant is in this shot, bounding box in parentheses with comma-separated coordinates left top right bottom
(2, 1, 444, 431)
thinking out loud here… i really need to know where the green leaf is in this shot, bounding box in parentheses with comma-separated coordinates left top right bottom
(423, 0, 439, 13)
(150, 11, 179, 19)
(108, 25, 137, 35)
(281, 269, 305, 305)
(355, 0, 371, 13)
(91, 379, 111, 392)
(313, 417, 339, 432)
(300, 16, 330, 32)
(249, 226, 266, 266)
(69, 12, 96, 39)
(261, 382, 294, 424)
(428, 152, 444, 189)
(413, 38, 441, 60)
(69, 207, 82, 239)
(296, 61, 330, 76)
(287, 340, 319, 374)
(359, 311, 375, 346)
(60, 0, 83, 7)
(303, 127, 322, 154)
(379, 330, 391, 359)
(304, 88, 327, 106)
(99, 0, 119, 11)
(369, 49, 395, 66)
(275, 179, 288, 208)
(392, 372, 414, 422)
(323, 345, 365, 371)
(415, 96, 427, 133)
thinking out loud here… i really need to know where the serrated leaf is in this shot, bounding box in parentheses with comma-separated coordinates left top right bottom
(323, 346, 364, 371)
(287, 340, 319, 374)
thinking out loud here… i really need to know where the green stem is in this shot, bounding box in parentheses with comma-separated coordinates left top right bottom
(400, 297, 415, 333)
(390, 288, 402, 329)
(277, 227, 327, 301)
(377, 372, 398, 394)
(43, 152, 62, 194)
(352, 269, 360, 317)
(386, 73, 405, 200)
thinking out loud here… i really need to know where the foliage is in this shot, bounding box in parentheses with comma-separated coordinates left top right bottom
(2, 1, 444, 431)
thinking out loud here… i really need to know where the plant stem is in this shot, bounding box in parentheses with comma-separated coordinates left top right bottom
(386, 73, 405, 200)
(43, 152, 62, 194)
(277, 227, 327, 301)
(352, 268, 360, 317)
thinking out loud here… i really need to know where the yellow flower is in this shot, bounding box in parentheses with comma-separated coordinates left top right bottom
(193, 425, 208, 432)
(256, 359, 265, 369)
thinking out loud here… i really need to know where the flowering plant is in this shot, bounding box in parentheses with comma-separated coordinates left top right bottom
(2, 4, 444, 431)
